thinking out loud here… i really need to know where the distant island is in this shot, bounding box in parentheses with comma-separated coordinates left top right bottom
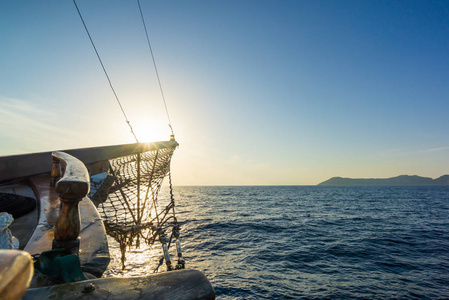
(318, 175, 449, 186)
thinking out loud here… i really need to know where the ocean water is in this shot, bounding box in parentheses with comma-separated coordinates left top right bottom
(104, 186, 449, 299)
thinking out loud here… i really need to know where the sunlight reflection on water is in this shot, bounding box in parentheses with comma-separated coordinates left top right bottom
(100, 186, 449, 298)
(98, 186, 179, 277)
(102, 234, 164, 277)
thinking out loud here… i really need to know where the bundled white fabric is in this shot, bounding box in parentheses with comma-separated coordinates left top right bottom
(0, 212, 19, 249)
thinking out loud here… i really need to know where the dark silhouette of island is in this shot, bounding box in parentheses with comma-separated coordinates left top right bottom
(318, 175, 449, 186)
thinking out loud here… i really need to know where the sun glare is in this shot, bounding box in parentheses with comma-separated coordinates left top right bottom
(130, 118, 171, 143)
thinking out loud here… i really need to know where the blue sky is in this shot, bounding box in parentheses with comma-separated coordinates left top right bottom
(1, 1, 448, 185)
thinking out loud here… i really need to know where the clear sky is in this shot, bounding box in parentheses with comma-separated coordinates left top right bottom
(1, 1, 449, 185)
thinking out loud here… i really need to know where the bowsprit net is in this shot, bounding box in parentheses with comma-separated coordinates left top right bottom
(89, 145, 184, 271)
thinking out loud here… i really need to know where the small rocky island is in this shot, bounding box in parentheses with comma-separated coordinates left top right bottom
(318, 175, 449, 186)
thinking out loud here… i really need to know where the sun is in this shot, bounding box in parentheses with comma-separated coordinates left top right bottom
(130, 118, 171, 143)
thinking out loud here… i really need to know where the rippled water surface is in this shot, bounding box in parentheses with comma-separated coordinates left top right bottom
(104, 186, 449, 299)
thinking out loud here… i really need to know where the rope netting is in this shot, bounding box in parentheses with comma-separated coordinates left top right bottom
(89, 145, 184, 271)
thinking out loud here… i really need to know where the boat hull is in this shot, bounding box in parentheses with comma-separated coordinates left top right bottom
(24, 269, 215, 300)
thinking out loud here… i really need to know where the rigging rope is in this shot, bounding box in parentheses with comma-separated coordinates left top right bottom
(137, 0, 175, 137)
(73, 0, 139, 143)
(73, 1, 182, 272)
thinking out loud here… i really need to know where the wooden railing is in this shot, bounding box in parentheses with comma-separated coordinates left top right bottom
(51, 151, 90, 254)
(0, 140, 178, 183)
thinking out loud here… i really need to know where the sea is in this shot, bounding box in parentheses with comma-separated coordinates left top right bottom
(103, 186, 449, 299)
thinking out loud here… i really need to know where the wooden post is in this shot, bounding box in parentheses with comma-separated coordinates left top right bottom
(50, 156, 62, 187)
(51, 151, 90, 255)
